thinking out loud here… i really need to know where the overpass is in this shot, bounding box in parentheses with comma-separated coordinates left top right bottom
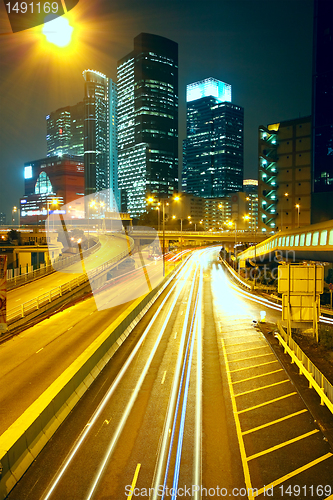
(129, 229, 268, 246)
(238, 219, 333, 265)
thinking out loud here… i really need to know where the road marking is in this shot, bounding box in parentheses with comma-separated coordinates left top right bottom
(233, 369, 283, 384)
(127, 463, 141, 500)
(229, 352, 274, 363)
(161, 371, 167, 384)
(237, 392, 297, 414)
(247, 429, 319, 461)
(221, 338, 254, 498)
(67, 326, 73, 330)
(242, 409, 308, 435)
(235, 379, 289, 397)
(174, 331, 177, 339)
(222, 334, 260, 340)
(225, 340, 264, 347)
(253, 453, 333, 497)
(36, 347, 44, 353)
(230, 360, 278, 373)
(229, 345, 268, 355)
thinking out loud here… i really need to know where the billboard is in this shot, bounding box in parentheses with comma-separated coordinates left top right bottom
(0, 256, 7, 332)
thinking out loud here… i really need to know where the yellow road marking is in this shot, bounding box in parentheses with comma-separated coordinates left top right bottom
(233, 369, 283, 384)
(230, 360, 278, 373)
(229, 352, 274, 363)
(36, 348, 44, 354)
(242, 409, 308, 435)
(127, 463, 141, 500)
(238, 392, 297, 414)
(221, 338, 255, 500)
(247, 429, 319, 461)
(235, 379, 289, 397)
(229, 345, 268, 355)
(222, 333, 260, 339)
(174, 331, 178, 339)
(161, 371, 167, 384)
(224, 341, 264, 347)
(254, 453, 333, 497)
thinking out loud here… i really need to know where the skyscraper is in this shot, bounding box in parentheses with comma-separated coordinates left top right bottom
(117, 33, 178, 217)
(182, 78, 244, 198)
(258, 117, 311, 233)
(311, 0, 333, 223)
(83, 70, 119, 211)
(46, 102, 84, 158)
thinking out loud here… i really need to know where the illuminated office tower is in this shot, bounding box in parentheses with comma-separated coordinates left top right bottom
(182, 78, 244, 198)
(117, 33, 178, 217)
(46, 102, 84, 158)
(311, 0, 333, 223)
(83, 70, 118, 211)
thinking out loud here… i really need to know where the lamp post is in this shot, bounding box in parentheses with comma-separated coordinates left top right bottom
(87, 200, 96, 248)
(296, 204, 300, 228)
(281, 192, 288, 231)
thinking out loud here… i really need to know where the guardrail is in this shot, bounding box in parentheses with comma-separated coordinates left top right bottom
(276, 322, 333, 415)
(6, 236, 134, 325)
(7, 238, 101, 290)
(220, 258, 252, 290)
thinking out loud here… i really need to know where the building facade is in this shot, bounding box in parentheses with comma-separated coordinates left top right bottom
(117, 33, 179, 217)
(20, 155, 85, 224)
(182, 78, 244, 198)
(311, 0, 333, 223)
(46, 102, 84, 158)
(83, 70, 119, 212)
(243, 179, 258, 231)
(258, 117, 311, 233)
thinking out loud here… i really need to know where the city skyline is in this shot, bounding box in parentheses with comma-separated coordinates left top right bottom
(0, 0, 314, 219)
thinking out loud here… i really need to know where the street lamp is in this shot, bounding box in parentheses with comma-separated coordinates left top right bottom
(296, 204, 300, 228)
(87, 200, 96, 248)
(281, 192, 288, 231)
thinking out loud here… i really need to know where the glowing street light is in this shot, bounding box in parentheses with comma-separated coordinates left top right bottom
(42, 16, 74, 47)
(296, 204, 300, 228)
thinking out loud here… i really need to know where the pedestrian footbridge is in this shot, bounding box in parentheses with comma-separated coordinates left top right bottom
(238, 219, 333, 264)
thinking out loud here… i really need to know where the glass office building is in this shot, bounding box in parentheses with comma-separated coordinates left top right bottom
(182, 78, 243, 198)
(117, 33, 178, 217)
(46, 102, 84, 158)
(83, 70, 119, 211)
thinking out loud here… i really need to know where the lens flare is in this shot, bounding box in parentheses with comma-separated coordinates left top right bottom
(42, 16, 73, 47)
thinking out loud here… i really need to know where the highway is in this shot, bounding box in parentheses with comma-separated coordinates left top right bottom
(0, 247, 163, 432)
(7, 248, 333, 500)
(7, 234, 129, 311)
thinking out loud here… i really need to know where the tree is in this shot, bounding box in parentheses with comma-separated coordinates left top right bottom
(7, 229, 21, 244)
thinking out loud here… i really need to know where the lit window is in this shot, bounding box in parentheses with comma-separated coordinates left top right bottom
(35, 171, 53, 195)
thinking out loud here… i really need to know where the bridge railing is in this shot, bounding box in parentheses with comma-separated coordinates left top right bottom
(7, 238, 101, 290)
(276, 322, 333, 415)
(6, 236, 134, 325)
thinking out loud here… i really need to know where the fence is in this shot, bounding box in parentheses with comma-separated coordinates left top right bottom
(276, 322, 333, 414)
(7, 236, 134, 325)
(7, 238, 101, 290)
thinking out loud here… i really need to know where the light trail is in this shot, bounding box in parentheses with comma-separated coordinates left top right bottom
(152, 262, 199, 500)
(40, 257, 192, 500)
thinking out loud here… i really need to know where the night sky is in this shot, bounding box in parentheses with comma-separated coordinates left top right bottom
(0, 0, 314, 220)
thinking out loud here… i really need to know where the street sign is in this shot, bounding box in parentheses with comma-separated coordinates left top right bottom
(282, 294, 320, 322)
(278, 264, 324, 295)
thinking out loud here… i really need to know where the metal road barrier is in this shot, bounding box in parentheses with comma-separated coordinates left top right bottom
(7, 238, 101, 290)
(276, 322, 333, 414)
(6, 237, 134, 325)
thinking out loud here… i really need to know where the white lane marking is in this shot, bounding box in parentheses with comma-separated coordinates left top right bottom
(36, 348, 44, 354)
(161, 371, 167, 384)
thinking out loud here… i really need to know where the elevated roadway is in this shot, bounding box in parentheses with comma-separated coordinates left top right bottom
(238, 219, 333, 264)
(6, 234, 129, 313)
